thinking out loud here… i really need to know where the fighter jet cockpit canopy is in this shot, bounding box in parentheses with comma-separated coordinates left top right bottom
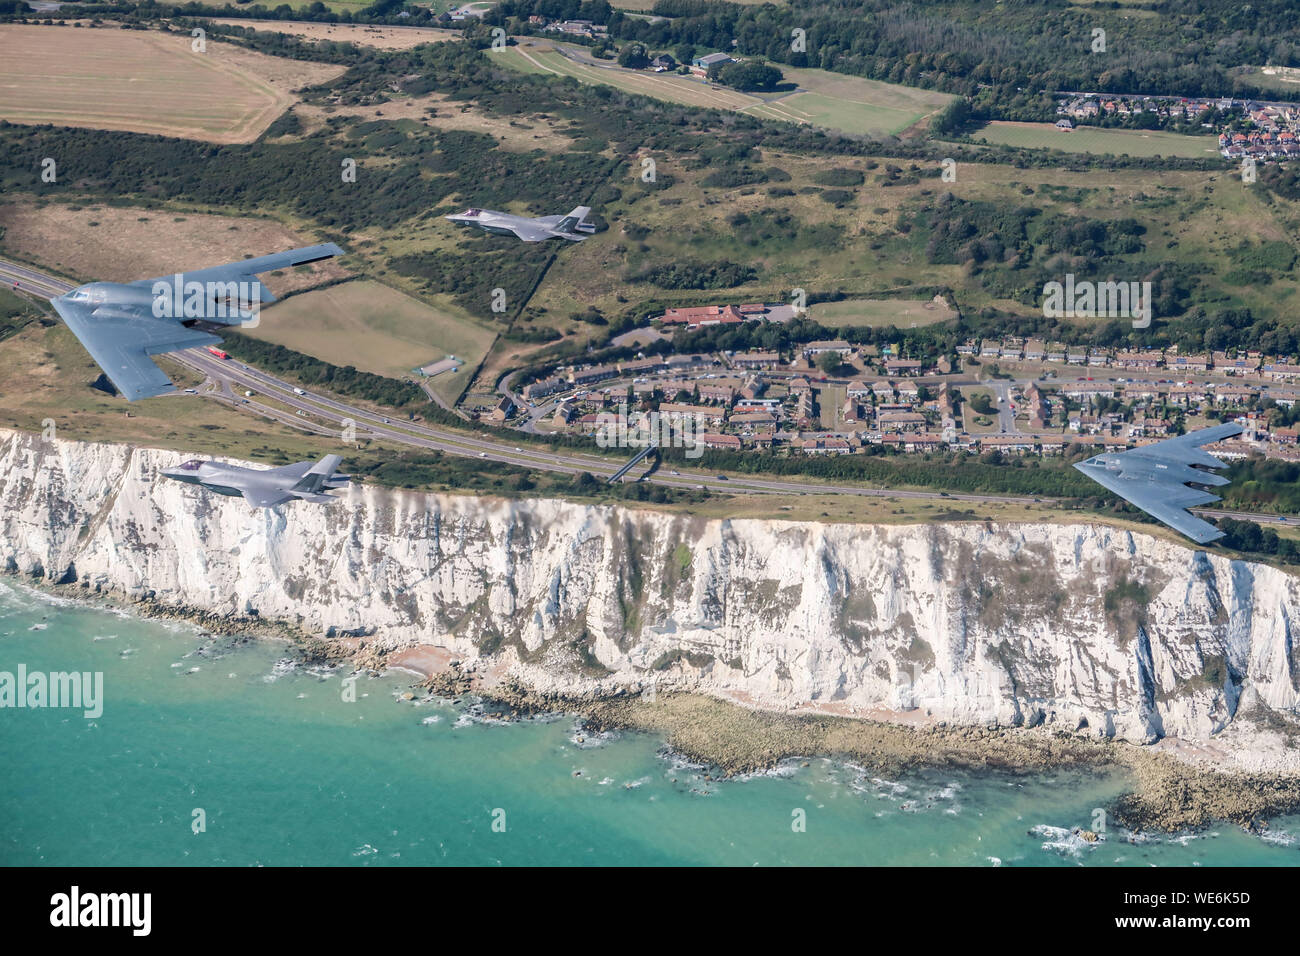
(65, 285, 112, 305)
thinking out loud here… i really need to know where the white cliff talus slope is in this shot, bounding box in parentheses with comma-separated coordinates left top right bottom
(2, 429, 1299, 770)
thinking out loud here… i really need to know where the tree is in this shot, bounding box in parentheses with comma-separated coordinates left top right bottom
(618, 42, 650, 69)
(817, 351, 843, 375)
(930, 98, 973, 136)
(712, 59, 783, 92)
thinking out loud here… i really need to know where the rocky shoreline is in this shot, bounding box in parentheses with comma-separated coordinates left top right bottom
(404, 648, 1300, 833)
(472, 668, 1300, 833)
(15, 572, 1300, 834)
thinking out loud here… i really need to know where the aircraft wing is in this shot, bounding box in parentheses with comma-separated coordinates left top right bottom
(1076, 463, 1226, 544)
(1073, 424, 1243, 545)
(261, 462, 315, 482)
(240, 486, 292, 509)
(508, 222, 560, 243)
(50, 296, 221, 401)
(127, 243, 344, 306)
(1135, 422, 1243, 468)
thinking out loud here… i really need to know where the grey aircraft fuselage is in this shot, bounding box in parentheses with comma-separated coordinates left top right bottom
(161, 454, 348, 509)
(445, 206, 595, 242)
(1072, 422, 1244, 544)
(47, 244, 344, 401)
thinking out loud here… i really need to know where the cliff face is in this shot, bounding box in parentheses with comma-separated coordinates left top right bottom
(3, 429, 1299, 766)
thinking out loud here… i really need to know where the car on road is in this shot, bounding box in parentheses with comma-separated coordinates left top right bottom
(670, 470, 680, 476)
(479, 452, 487, 458)
(715, 475, 728, 481)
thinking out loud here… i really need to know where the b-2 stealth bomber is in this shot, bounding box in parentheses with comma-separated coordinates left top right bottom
(49, 244, 344, 401)
(1073, 422, 1244, 544)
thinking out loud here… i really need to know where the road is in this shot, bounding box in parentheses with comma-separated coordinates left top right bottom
(988, 380, 1015, 433)
(0, 256, 1292, 531)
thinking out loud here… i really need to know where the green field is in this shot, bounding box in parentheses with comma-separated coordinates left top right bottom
(1231, 65, 1300, 94)
(971, 121, 1221, 159)
(496, 41, 953, 138)
(810, 297, 957, 328)
(757, 67, 953, 136)
(246, 280, 497, 403)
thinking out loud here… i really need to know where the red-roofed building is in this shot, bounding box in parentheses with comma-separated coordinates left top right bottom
(660, 304, 745, 328)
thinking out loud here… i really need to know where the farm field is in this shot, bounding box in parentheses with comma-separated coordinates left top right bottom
(759, 67, 953, 136)
(810, 296, 958, 328)
(971, 121, 1221, 159)
(0, 201, 348, 293)
(242, 279, 496, 403)
(210, 18, 461, 49)
(0, 23, 344, 143)
(496, 40, 952, 138)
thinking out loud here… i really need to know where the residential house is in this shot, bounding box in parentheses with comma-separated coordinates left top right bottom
(883, 358, 923, 376)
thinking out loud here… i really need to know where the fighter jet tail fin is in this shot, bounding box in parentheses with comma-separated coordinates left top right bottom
(554, 206, 592, 235)
(291, 454, 345, 494)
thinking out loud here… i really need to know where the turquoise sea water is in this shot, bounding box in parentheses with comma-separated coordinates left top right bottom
(1, 580, 1298, 867)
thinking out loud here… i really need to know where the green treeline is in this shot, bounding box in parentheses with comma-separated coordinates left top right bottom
(219, 333, 426, 408)
(491, 0, 1300, 121)
(658, 444, 1102, 499)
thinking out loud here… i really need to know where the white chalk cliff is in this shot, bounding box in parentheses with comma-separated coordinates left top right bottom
(3, 428, 1299, 770)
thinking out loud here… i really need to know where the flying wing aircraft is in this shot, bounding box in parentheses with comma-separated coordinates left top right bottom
(160, 454, 349, 509)
(1073, 423, 1244, 544)
(445, 206, 595, 242)
(48, 244, 344, 401)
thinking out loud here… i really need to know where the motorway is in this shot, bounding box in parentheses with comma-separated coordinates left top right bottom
(0, 256, 1293, 530)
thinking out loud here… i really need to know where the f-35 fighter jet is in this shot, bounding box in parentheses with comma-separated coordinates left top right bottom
(445, 206, 595, 242)
(49, 244, 344, 401)
(161, 454, 349, 509)
(1073, 422, 1244, 544)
